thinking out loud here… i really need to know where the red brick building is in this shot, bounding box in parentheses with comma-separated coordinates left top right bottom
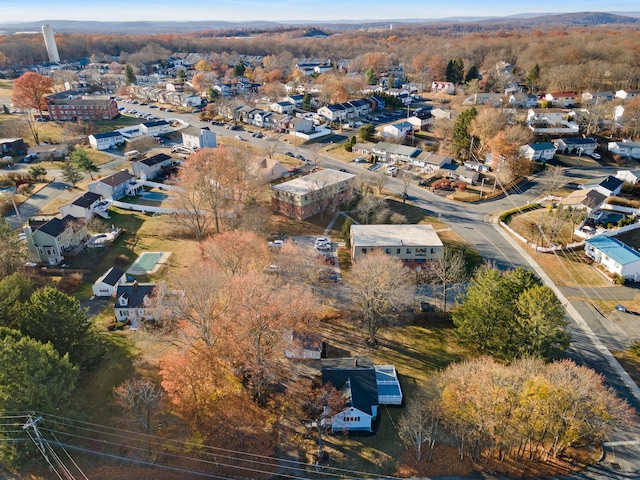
(46, 97, 119, 121)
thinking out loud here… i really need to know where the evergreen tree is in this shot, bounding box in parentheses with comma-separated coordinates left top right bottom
(61, 160, 83, 187)
(365, 67, 377, 85)
(303, 93, 311, 110)
(465, 64, 479, 83)
(232, 62, 246, 77)
(452, 107, 478, 158)
(20, 287, 103, 368)
(359, 123, 376, 142)
(525, 63, 541, 92)
(124, 64, 137, 86)
(70, 148, 99, 180)
(207, 87, 219, 101)
(446, 57, 465, 83)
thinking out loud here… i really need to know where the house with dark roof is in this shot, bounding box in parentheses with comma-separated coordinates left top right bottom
(132, 153, 173, 180)
(114, 282, 158, 322)
(321, 357, 403, 433)
(139, 120, 171, 136)
(89, 131, 124, 150)
(579, 176, 623, 197)
(59, 191, 105, 219)
(559, 189, 606, 212)
(519, 142, 557, 162)
(88, 170, 142, 200)
(585, 234, 640, 282)
(23, 215, 88, 265)
(553, 137, 597, 156)
(93, 267, 127, 297)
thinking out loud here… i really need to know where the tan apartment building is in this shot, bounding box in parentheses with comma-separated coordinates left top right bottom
(350, 224, 443, 266)
(271, 169, 355, 219)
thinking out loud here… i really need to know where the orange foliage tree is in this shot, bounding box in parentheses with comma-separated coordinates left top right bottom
(11, 72, 54, 144)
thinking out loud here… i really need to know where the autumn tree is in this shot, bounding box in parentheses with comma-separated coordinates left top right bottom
(199, 230, 270, 277)
(11, 72, 54, 144)
(165, 261, 231, 347)
(453, 266, 569, 361)
(468, 108, 507, 157)
(171, 147, 261, 240)
(115, 379, 163, 435)
(70, 148, 99, 179)
(487, 125, 534, 182)
(160, 341, 242, 427)
(297, 380, 344, 458)
(348, 250, 413, 345)
(622, 97, 640, 140)
(225, 273, 319, 403)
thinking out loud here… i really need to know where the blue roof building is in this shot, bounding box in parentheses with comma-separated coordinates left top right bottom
(585, 234, 640, 281)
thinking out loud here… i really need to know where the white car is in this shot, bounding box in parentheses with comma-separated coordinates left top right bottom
(315, 237, 331, 245)
(591, 152, 601, 160)
(316, 243, 332, 251)
(268, 240, 284, 248)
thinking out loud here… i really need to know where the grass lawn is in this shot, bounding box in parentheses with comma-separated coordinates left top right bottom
(526, 249, 610, 288)
(69, 208, 199, 300)
(0, 79, 12, 97)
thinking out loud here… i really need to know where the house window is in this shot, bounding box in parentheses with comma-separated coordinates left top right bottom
(396, 248, 401, 254)
(385, 248, 391, 254)
(431, 248, 435, 254)
(406, 248, 411, 254)
(362, 248, 367, 254)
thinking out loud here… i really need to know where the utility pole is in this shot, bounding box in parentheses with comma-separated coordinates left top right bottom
(23, 415, 50, 464)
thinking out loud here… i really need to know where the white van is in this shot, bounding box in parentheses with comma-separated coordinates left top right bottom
(124, 150, 139, 160)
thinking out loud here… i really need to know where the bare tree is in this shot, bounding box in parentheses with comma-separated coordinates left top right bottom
(347, 250, 413, 345)
(540, 165, 567, 194)
(126, 136, 157, 156)
(418, 247, 467, 312)
(263, 139, 278, 159)
(398, 380, 441, 462)
(371, 170, 387, 195)
(399, 170, 413, 204)
(114, 378, 163, 435)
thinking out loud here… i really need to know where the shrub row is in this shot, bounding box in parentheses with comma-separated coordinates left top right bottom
(498, 203, 542, 223)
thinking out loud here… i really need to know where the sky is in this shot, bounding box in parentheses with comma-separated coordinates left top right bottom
(2, 0, 640, 23)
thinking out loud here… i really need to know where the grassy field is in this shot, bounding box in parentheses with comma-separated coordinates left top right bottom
(0, 79, 12, 97)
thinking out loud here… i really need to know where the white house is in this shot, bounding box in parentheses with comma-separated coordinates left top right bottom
(89, 131, 124, 150)
(519, 142, 557, 162)
(139, 120, 171, 136)
(383, 121, 412, 138)
(616, 169, 640, 184)
(92, 267, 127, 297)
(615, 90, 640, 100)
(578, 176, 624, 197)
(431, 81, 455, 94)
(114, 282, 159, 322)
(544, 92, 577, 107)
(350, 224, 444, 265)
(321, 357, 402, 433)
(270, 101, 294, 114)
(582, 91, 614, 104)
(585, 235, 640, 282)
(88, 170, 142, 200)
(609, 141, 640, 160)
(289, 117, 313, 133)
(553, 137, 597, 156)
(181, 126, 218, 150)
(253, 158, 288, 182)
(412, 151, 452, 172)
(59, 191, 106, 220)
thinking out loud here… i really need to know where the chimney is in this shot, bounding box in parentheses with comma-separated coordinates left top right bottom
(354, 357, 358, 367)
(133, 280, 138, 289)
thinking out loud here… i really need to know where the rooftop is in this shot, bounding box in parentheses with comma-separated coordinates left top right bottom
(272, 169, 355, 196)
(586, 235, 640, 266)
(350, 224, 443, 248)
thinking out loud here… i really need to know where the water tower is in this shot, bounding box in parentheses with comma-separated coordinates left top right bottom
(41, 24, 60, 63)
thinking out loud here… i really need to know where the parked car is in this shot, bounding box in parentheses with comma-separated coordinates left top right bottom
(591, 152, 601, 160)
(268, 240, 284, 248)
(235, 135, 245, 141)
(316, 243, 332, 252)
(316, 236, 331, 245)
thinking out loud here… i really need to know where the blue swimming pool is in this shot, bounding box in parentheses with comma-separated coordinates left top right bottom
(599, 211, 624, 226)
(140, 192, 169, 202)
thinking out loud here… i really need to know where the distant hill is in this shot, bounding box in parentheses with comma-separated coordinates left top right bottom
(0, 12, 638, 35)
